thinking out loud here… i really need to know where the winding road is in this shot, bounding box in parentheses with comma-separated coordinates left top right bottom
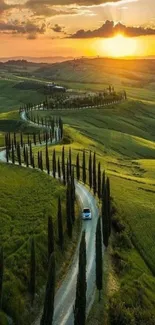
(0, 109, 100, 325)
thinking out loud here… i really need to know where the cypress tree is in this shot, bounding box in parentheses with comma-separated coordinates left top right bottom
(26, 147, 29, 167)
(5, 134, 9, 163)
(74, 231, 87, 325)
(14, 132, 17, 148)
(106, 177, 111, 237)
(76, 153, 80, 181)
(66, 184, 72, 238)
(89, 151, 92, 189)
(46, 144, 50, 175)
(39, 131, 41, 145)
(28, 134, 30, 146)
(20, 132, 23, 147)
(48, 216, 54, 261)
(52, 149, 56, 178)
(69, 147, 72, 176)
(66, 159, 69, 184)
(102, 171, 106, 198)
(57, 197, 64, 250)
(17, 143, 21, 166)
(98, 162, 101, 199)
(29, 237, 36, 305)
(82, 150, 86, 184)
(102, 185, 109, 248)
(23, 144, 26, 164)
(32, 155, 35, 169)
(0, 247, 4, 309)
(29, 141, 33, 166)
(62, 146, 65, 174)
(33, 133, 36, 145)
(93, 152, 97, 195)
(71, 170, 75, 224)
(58, 158, 61, 179)
(40, 253, 55, 325)
(96, 217, 103, 302)
(38, 151, 40, 169)
(40, 151, 43, 171)
(11, 139, 15, 164)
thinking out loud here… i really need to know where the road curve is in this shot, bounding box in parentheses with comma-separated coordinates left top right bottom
(0, 109, 100, 325)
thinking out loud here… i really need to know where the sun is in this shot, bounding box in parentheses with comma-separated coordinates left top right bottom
(103, 34, 137, 57)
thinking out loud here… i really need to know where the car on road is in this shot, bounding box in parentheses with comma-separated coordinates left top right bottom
(82, 208, 92, 220)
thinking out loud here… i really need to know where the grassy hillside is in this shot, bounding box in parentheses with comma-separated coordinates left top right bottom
(34, 58, 155, 102)
(29, 98, 155, 324)
(0, 163, 79, 324)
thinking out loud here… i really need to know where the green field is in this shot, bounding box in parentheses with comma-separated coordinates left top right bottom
(0, 163, 80, 325)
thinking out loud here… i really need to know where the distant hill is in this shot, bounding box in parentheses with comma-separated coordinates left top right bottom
(33, 57, 155, 90)
(0, 56, 74, 64)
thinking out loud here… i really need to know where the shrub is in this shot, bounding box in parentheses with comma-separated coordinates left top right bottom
(109, 295, 135, 325)
(0, 311, 8, 325)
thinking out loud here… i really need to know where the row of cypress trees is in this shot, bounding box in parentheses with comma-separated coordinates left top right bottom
(74, 174, 111, 324)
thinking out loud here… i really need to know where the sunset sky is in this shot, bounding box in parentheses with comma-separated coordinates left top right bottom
(0, 0, 155, 58)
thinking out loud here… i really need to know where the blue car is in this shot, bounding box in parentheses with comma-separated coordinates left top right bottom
(82, 208, 92, 220)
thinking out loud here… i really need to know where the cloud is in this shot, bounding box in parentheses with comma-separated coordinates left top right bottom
(68, 20, 155, 38)
(0, 20, 46, 38)
(25, 0, 123, 6)
(52, 24, 64, 32)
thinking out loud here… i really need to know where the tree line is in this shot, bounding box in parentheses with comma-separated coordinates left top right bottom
(4, 131, 112, 324)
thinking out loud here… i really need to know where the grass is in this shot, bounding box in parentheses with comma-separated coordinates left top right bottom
(0, 163, 80, 325)
(0, 79, 45, 113)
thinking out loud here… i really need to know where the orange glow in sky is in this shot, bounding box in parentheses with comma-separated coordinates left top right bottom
(101, 34, 137, 57)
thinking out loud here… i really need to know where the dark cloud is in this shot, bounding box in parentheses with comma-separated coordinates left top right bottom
(52, 24, 64, 33)
(0, 0, 18, 13)
(25, 1, 79, 17)
(0, 21, 46, 37)
(25, 0, 121, 6)
(68, 20, 155, 38)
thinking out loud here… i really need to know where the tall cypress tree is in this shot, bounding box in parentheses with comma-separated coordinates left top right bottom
(14, 132, 17, 149)
(46, 144, 50, 175)
(76, 153, 80, 181)
(98, 162, 101, 199)
(82, 150, 86, 184)
(29, 237, 36, 305)
(53, 149, 56, 178)
(74, 231, 87, 325)
(40, 151, 43, 171)
(58, 158, 61, 179)
(102, 185, 109, 248)
(0, 247, 4, 309)
(66, 184, 72, 238)
(71, 169, 75, 224)
(57, 197, 64, 250)
(48, 216, 54, 261)
(106, 177, 111, 237)
(93, 152, 97, 195)
(17, 143, 21, 166)
(62, 146, 65, 174)
(11, 139, 15, 164)
(40, 253, 55, 325)
(69, 147, 72, 176)
(89, 151, 92, 189)
(96, 217, 103, 301)
(102, 171, 106, 198)
(29, 141, 33, 166)
(66, 159, 69, 184)
(26, 147, 29, 167)
(20, 132, 23, 147)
